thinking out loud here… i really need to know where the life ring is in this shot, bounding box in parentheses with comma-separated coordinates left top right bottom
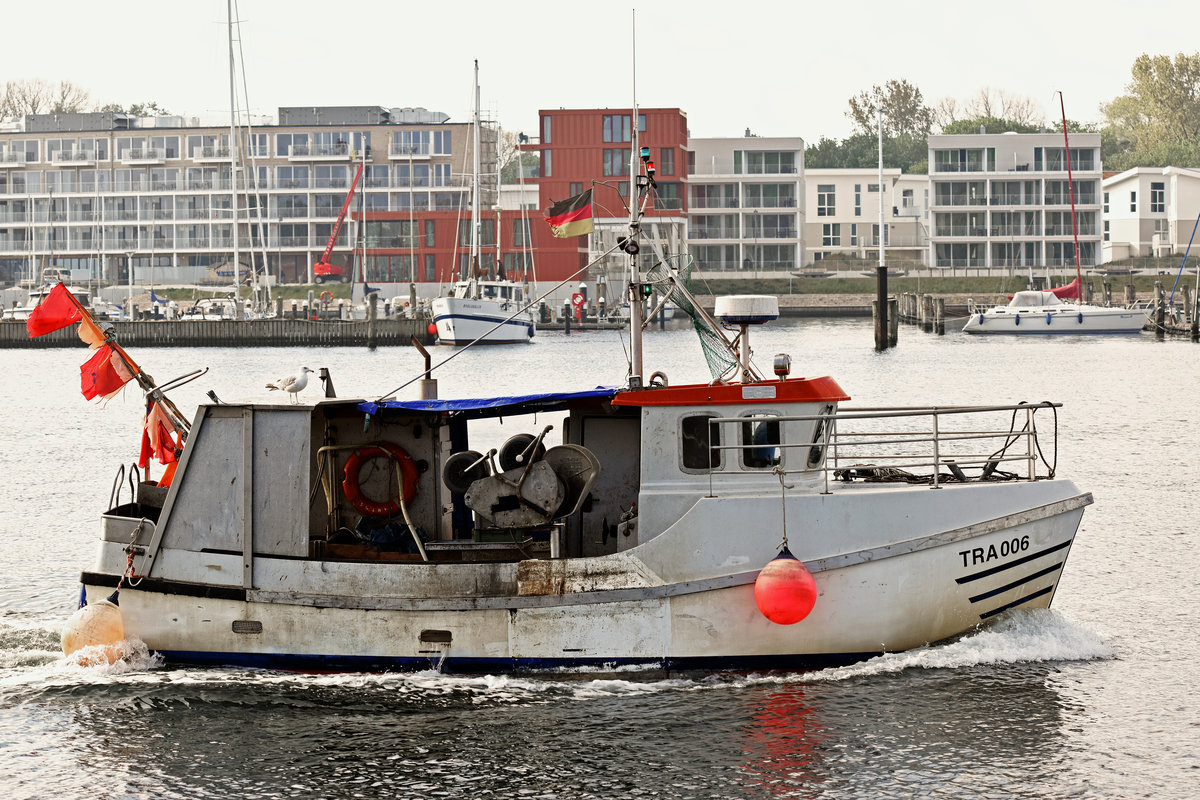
(342, 442, 418, 518)
(320, 291, 334, 308)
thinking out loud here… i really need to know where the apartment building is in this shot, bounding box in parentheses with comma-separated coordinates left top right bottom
(0, 106, 518, 287)
(927, 131, 1103, 270)
(687, 136, 804, 275)
(1101, 166, 1200, 261)
(804, 168, 929, 270)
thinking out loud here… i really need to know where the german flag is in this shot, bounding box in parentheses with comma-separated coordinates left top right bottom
(545, 189, 593, 238)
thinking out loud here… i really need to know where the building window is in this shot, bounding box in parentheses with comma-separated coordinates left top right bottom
(654, 182, 681, 210)
(542, 116, 551, 145)
(1103, 220, 1109, 242)
(542, 150, 551, 178)
(1154, 218, 1169, 239)
(425, 254, 436, 281)
(1103, 191, 1109, 213)
(1130, 191, 1137, 212)
(1151, 182, 1165, 213)
(433, 163, 452, 187)
(602, 114, 646, 143)
(569, 182, 583, 196)
(822, 223, 841, 246)
(661, 148, 674, 176)
(433, 130, 452, 155)
(513, 218, 531, 246)
(854, 184, 861, 217)
(850, 223, 858, 246)
(603, 148, 628, 177)
(817, 185, 835, 217)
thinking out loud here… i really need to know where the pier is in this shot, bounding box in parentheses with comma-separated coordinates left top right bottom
(0, 317, 434, 349)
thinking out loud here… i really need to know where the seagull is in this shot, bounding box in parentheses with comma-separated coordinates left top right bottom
(266, 367, 314, 403)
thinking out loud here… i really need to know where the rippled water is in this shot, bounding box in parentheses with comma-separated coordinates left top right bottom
(1, 320, 1197, 799)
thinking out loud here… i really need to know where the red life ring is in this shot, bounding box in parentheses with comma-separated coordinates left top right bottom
(319, 290, 334, 308)
(342, 442, 418, 518)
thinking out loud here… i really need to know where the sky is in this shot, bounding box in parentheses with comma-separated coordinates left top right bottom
(5, 0, 1200, 142)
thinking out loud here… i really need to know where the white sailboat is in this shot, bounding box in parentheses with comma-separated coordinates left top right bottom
(430, 62, 535, 345)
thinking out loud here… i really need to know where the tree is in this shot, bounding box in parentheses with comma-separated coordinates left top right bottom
(98, 100, 172, 116)
(1, 79, 90, 116)
(961, 88, 1044, 128)
(498, 129, 540, 183)
(846, 80, 934, 138)
(805, 133, 928, 174)
(941, 116, 1042, 135)
(1102, 52, 1200, 151)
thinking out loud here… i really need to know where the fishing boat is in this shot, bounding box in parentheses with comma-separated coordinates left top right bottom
(430, 62, 535, 346)
(55, 99, 1093, 674)
(963, 289, 1151, 334)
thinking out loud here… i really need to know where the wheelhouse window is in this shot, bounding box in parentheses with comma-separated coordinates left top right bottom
(808, 405, 835, 468)
(741, 415, 781, 469)
(681, 415, 721, 471)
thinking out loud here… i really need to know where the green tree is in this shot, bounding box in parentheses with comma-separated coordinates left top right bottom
(846, 80, 934, 138)
(941, 116, 1041, 135)
(1102, 52, 1200, 151)
(97, 101, 172, 116)
(805, 133, 928, 173)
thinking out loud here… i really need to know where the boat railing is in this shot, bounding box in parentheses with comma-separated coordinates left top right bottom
(706, 402, 1059, 495)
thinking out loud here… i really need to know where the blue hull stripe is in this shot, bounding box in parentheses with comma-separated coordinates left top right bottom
(434, 313, 533, 330)
(153, 649, 882, 674)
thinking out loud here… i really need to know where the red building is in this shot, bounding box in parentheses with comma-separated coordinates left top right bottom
(356, 108, 689, 289)
(527, 107, 689, 282)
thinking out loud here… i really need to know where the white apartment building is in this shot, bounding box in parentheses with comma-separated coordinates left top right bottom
(0, 107, 492, 287)
(686, 136, 804, 275)
(927, 131, 1103, 270)
(805, 169, 929, 270)
(1101, 166, 1200, 261)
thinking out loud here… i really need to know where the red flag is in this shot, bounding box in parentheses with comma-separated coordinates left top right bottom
(80, 344, 134, 400)
(26, 283, 83, 337)
(145, 401, 179, 464)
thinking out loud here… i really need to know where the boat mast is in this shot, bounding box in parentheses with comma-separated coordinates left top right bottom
(627, 11, 643, 388)
(1059, 92, 1082, 296)
(468, 60, 481, 293)
(227, 0, 242, 319)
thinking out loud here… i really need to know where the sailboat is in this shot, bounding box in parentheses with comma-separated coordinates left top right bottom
(430, 62, 535, 345)
(965, 94, 1151, 335)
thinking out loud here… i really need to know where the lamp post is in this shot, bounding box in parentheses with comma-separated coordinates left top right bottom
(125, 249, 135, 319)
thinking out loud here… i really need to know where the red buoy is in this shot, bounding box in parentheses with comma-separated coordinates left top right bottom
(427, 323, 438, 336)
(754, 548, 817, 625)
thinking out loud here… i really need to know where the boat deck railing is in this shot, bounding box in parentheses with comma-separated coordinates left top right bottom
(707, 402, 1060, 494)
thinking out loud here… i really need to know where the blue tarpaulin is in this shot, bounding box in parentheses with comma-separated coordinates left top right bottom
(358, 387, 618, 419)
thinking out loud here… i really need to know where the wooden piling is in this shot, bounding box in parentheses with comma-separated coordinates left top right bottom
(887, 297, 899, 346)
(1103, 281, 1112, 307)
(367, 294, 378, 351)
(1155, 281, 1165, 337)
(935, 297, 946, 335)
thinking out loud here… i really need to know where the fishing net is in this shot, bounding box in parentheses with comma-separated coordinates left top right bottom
(645, 256, 737, 380)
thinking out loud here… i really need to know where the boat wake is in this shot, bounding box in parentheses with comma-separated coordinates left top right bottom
(803, 608, 1112, 683)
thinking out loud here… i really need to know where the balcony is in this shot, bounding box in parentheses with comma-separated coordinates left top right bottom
(0, 152, 28, 167)
(120, 148, 165, 165)
(51, 150, 99, 166)
(191, 147, 234, 163)
(388, 144, 431, 160)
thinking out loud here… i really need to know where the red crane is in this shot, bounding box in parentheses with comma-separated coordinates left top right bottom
(313, 162, 365, 284)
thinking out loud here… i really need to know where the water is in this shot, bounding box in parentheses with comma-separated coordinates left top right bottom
(1, 321, 1196, 799)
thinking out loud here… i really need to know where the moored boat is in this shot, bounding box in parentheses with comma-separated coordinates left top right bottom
(963, 290, 1152, 334)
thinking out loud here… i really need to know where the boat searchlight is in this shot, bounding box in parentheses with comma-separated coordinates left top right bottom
(714, 295, 780, 384)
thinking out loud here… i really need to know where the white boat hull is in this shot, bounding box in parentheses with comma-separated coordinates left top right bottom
(84, 482, 1087, 672)
(431, 296, 535, 345)
(963, 304, 1151, 334)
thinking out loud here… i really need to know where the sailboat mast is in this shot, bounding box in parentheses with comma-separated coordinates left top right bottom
(469, 60, 481, 285)
(627, 11, 643, 388)
(1059, 92, 1082, 294)
(227, 0, 242, 318)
